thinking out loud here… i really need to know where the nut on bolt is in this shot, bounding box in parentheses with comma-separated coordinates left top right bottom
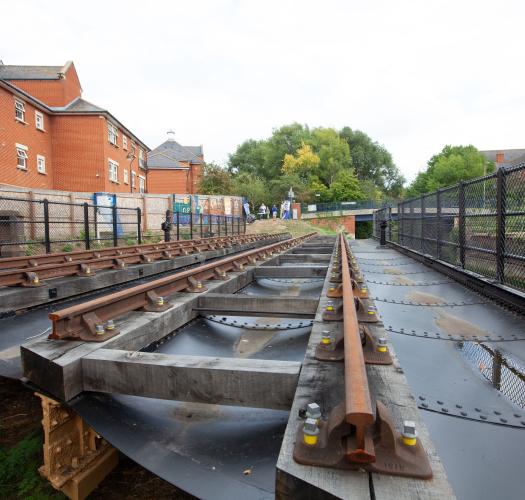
(303, 417, 320, 446)
(95, 324, 105, 336)
(377, 337, 388, 353)
(157, 296, 165, 307)
(321, 330, 332, 345)
(325, 301, 334, 312)
(105, 319, 115, 331)
(402, 420, 417, 446)
(367, 306, 377, 316)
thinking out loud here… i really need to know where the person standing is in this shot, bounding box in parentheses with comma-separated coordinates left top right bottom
(271, 204, 278, 219)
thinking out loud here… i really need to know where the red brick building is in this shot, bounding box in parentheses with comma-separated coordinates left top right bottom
(146, 131, 204, 194)
(0, 61, 149, 193)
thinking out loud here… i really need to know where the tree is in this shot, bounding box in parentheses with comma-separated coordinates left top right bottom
(309, 128, 352, 186)
(227, 139, 267, 176)
(339, 127, 404, 196)
(406, 145, 495, 197)
(328, 170, 366, 201)
(198, 162, 233, 195)
(231, 173, 267, 209)
(282, 143, 320, 181)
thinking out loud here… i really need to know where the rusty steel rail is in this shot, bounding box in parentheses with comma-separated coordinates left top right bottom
(0, 234, 280, 287)
(340, 233, 375, 462)
(0, 234, 266, 271)
(49, 233, 316, 342)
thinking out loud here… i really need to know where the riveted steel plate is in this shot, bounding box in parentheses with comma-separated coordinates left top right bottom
(240, 278, 323, 298)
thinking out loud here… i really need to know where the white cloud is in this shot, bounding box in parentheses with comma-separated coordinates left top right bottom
(2, 0, 524, 181)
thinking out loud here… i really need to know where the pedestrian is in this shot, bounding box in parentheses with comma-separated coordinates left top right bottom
(271, 204, 278, 219)
(258, 203, 267, 219)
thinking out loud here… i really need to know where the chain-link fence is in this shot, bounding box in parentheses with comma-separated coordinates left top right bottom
(374, 163, 525, 293)
(457, 341, 525, 409)
(163, 211, 246, 241)
(0, 196, 142, 257)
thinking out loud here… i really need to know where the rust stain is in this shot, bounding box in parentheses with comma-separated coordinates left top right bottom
(434, 310, 490, 337)
(384, 268, 402, 275)
(282, 285, 301, 297)
(407, 291, 445, 304)
(393, 276, 415, 285)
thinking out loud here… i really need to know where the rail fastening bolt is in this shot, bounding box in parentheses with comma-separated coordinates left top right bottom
(95, 324, 105, 335)
(326, 301, 334, 312)
(197, 281, 203, 289)
(157, 296, 165, 306)
(402, 420, 417, 446)
(303, 417, 320, 446)
(105, 319, 115, 331)
(306, 402, 322, 423)
(377, 337, 388, 353)
(321, 330, 332, 345)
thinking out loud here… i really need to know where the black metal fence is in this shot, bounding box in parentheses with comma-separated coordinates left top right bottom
(374, 162, 525, 293)
(163, 211, 246, 241)
(0, 196, 247, 257)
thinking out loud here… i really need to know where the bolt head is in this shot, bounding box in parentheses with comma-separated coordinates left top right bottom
(306, 402, 322, 420)
(378, 337, 387, 346)
(402, 420, 417, 438)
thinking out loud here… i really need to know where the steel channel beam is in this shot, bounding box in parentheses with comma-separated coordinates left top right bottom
(0, 234, 279, 287)
(0, 234, 266, 271)
(49, 233, 316, 340)
(340, 233, 375, 461)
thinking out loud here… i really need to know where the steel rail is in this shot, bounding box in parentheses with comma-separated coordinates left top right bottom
(0, 234, 263, 271)
(49, 233, 316, 341)
(340, 232, 375, 463)
(0, 234, 281, 287)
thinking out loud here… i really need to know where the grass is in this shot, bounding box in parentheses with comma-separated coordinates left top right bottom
(245, 219, 338, 237)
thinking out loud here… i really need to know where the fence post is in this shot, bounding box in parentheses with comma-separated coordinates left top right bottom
(176, 211, 180, 241)
(420, 196, 425, 252)
(112, 205, 118, 247)
(189, 210, 193, 239)
(243, 216, 246, 234)
(231, 215, 234, 234)
(209, 212, 212, 237)
(237, 217, 240, 235)
(496, 168, 506, 283)
(459, 182, 466, 268)
(163, 210, 172, 242)
(492, 349, 502, 390)
(83, 202, 90, 250)
(436, 190, 441, 259)
(137, 207, 142, 244)
(200, 213, 203, 238)
(397, 203, 402, 246)
(43, 199, 51, 254)
(218, 215, 221, 237)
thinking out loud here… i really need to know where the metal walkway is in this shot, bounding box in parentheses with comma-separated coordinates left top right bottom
(350, 238, 525, 500)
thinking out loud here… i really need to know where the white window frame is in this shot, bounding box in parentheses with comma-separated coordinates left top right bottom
(108, 122, 118, 145)
(131, 171, 136, 188)
(15, 100, 25, 122)
(122, 134, 128, 150)
(36, 154, 46, 174)
(138, 175, 146, 194)
(138, 148, 145, 168)
(123, 168, 129, 184)
(35, 111, 45, 131)
(16, 143, 28, 169)
(108, 158, 119, 182)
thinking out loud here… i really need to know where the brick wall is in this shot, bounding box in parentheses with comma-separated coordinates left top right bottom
(147, 169, 190, 194)
(0, 86, 54, 189)
(308, 215, 356, 237)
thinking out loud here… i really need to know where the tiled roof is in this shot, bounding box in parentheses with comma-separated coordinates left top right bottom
(57, 98, 106, 113)
(481, 149, 525, 164)
(0, 65, 64, 80)
(147, 140, 204, 169)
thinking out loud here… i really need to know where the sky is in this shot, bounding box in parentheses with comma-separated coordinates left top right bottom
(2, 0, 524, 182)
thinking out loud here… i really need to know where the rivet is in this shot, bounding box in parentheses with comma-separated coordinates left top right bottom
(437, 400, 443, 405)
(480, 415, 487, 420)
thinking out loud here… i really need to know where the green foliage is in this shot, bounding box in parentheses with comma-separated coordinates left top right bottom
(198, 162, 234, 195)
(407, 145, 495, 197)
(282, 143, 320, 181)
(328, 170, 366, 201)
(61, 243, 74, 253)
(339, 127, 404, 196)
(0, 432, 62, 499)
(231, 173, 268, 208)
(355, 221, 373, 239)
(309, 128, 352, 186)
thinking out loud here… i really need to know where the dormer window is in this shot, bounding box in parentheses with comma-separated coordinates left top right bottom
(15, 100, 25, 122)
(108, 122, 118, 145)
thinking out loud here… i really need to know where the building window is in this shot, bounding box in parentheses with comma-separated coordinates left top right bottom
(108, 122, 118, 145)
(138, 148, 145, 168)
(16, 144, 28, 169)
(131, 171, 136, 189)
(123, 168, 129, 184)
(15, 100, 25, 122)
(123, 135, 128, 150)
(37, 155, 46, 174)
(139, 176, 146, 194)
(35, 111, 45, 131)
(108, 159, 119, 182)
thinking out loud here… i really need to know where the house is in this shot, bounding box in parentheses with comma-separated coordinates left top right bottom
(146, 131, 204, 194)
(0, 61, 149, 193)
(480, 149, 525, 169)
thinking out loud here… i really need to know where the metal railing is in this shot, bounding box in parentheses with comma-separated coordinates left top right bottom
(0, 196, 142, 257)
(163, 211, 245, 241)
(374, 163, 525, 293)
(301, 200, 396, 213)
